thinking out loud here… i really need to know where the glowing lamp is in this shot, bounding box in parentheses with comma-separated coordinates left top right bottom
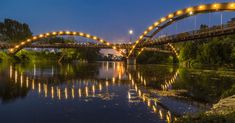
(161, 17, 166, 22)
(177, 10, 183, 15)
(168, 14, 174, 18)
(148, 26, 153, 30)
(79, 33, 84, 36)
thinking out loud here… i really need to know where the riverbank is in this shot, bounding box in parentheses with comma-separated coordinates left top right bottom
(154, 90, 235, 122)
(208, 95, 235, 115)
(175, 95, 235, 123)
(143, 66, 235, 122)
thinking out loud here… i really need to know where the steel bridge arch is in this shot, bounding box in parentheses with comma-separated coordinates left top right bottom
(9, 31, 126, 57)
(128, 2, 235, 58)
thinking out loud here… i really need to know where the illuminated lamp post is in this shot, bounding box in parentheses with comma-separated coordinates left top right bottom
(129, 29, 133, 44)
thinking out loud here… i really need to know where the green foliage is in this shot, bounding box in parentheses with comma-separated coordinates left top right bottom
(61, 48, 102, 62)
(178, 35, 235, 66)
(0, 51, 8, 60)
(137, 51, 173, 64)
(38, 37, 76, 44)
(6, 48, 102, 63)
(197, 38, 233, 65)
(231, 47, 235, 62)
(15, 50, 32, 63)
(0, 19, 32, 43)
(0, 51, 19, 63)
(179, 42, 198, 62)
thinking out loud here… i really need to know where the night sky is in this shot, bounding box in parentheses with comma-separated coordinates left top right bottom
(1, 0, 235, 43)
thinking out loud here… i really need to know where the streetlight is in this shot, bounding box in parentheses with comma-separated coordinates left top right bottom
(129, 30, 133, 35)
(129, 29, 133, 43)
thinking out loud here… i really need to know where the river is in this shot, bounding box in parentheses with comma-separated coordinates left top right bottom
(0, 62, 234, 123)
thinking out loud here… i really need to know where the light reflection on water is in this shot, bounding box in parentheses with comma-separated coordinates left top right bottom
(0, 62, 234, 123)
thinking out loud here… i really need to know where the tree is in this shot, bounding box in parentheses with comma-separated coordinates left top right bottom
(196, 37, 233, 65)
(179, 42, 198, 62)
(231, 47, 235, 62)
(200, 24, 209, 30)
(0, 19, 32, 43)
(137, 51, 173, 64)
(39, 37, 76, 44)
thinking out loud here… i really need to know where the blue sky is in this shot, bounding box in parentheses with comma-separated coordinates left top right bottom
(0, 0, 235, 43)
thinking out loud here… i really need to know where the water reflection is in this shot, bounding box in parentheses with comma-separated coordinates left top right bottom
(161, 70, 179, 91)
(2, 62, 180, 123)
(127, 71, 175, 122)
(0, 62, 234, 123)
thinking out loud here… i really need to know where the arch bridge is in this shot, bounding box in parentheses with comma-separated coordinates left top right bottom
(2, 2, 235, 64)
(128, 2, 235, 59)
(7, 31, 127, 57)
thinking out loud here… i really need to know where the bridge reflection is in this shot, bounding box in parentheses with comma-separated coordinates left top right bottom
(10, 65, 127, 100)
(7, 63, 180, 123)
(161, 70, 179, 91)
(127, 72, 175, 123)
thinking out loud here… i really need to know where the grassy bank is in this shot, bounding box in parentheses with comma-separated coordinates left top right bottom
(175, 112, 235, 123)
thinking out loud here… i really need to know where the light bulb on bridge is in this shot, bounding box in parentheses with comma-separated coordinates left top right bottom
(9, 49, 14, 52)
(177, 10, 183, 15)
(144, 31, 148, 35)
(230, 3, 235, 8)
(27, 39, 32, 43)
(189, 11, 194, 15)
(199, 5, 206, 10)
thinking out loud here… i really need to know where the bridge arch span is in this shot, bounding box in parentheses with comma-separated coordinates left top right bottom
(9, 31, 126, 56)
(128, 2, 235, 57)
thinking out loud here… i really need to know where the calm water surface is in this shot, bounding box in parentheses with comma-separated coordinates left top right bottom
(0, 62, 234, 123)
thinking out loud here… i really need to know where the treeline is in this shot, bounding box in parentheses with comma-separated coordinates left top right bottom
(137, 51, 174, 64)
(177, 35, 235, 66)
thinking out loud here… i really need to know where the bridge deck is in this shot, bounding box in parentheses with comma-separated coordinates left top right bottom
(142, 23, 235, 47)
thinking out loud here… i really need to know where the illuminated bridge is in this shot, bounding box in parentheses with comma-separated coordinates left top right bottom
(0, 2, 234, 64)
(0, 43, 172, 54)
(141, 22, 235, 47)
(1, 22, 234, 53)
(128, 2, 235, 59)
(0, 43, 132, 49)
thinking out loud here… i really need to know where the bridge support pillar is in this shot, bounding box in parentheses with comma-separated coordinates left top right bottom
(126, 57, 137, 65)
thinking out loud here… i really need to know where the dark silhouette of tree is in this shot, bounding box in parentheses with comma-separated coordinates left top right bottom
(0, 18, 32, 43)
(200, 24, 209, 29)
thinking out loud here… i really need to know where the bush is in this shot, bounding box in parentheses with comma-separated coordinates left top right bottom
(177, 35, 235, 66)
(137, 51, 174, 64)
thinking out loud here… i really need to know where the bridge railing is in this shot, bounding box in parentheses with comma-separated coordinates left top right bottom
(0, 42, 133, 49)
(141, 22, 235, 46)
